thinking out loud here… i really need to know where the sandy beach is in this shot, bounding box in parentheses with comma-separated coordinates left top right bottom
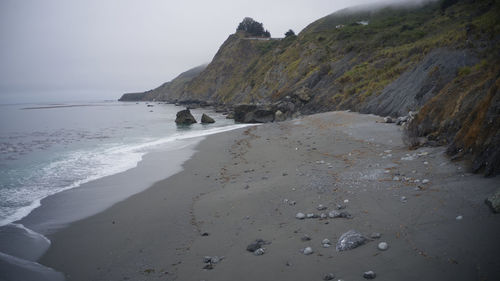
(40, 111, 500, 281)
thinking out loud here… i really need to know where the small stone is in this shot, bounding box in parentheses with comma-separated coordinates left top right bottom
(301, 235, 311, 241)
(201, 232, 210, 237)
(289, 200, 296, 206)
(306, 213, 318, 219)
(322, 243, 331, 248)
(322, 238, 331, 245)
(323, 273, 335, 280)
(363, 270, 376, 279)
(296, 212, 306, 219)
(246, 239, 266, 252)
(203, 256, 212, 263)
(203, 263, 213, 270)
(422, 179, 430, 184)
(400, 196, 407, 203)
(302, 247, 313, 255)
(377, 242, 388, 251)
(317, 204, 327, 211)
(336, 230, 366, 251)
(384, 117, 393, 123)
(456, 215, 463, 220)
(336, 204, 346, 210)
(253, 248, 265, 256)
(393, 176, 400, 181)
(370, 233, 382, 239)
(328, 211, 340, 218)
(343, 199, 349, 203)
(320, 213, 327, 219)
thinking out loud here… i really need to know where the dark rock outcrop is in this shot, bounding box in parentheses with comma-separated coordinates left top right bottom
(201, 113, 215, 124)
(175, 109, 197, 125)
(485, 189, 500, 213)
(234, 104, 275, 123)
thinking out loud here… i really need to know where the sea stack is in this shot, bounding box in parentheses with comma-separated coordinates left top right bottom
(201, 113, 215, 124)
(175, 109, 197, 125)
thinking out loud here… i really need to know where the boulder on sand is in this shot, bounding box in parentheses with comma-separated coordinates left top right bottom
(175, 109, 197, 125)
(201, 113, 215, 124)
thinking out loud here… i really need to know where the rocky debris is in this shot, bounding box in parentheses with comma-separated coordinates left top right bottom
(306, 213, 319, 219)
(370, 233, 382, 239)
(175, 109, 197, 125)
(396, 116, 409, 125)
(233, 104, 275, 123)
(336, 204, 346, 210)
(377, 242, 388, 251)
(201, 113, 215, 124)
(336, 230, 367, 251)
(323, 273, 336, 280)
(485, 188, 500, 213)
(322, 239, 331, 248)
(302, 247, 314, 255)
(246, 239, 270, 252)
(202, 256, 224, 270)
(363, 270, 377, 279)
(383, 116, 394, 123)
(296, 212, 306, 219)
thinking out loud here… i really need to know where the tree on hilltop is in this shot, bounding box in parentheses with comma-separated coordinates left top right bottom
(285, 29, 295, 37)
(237, 17, 271, 37)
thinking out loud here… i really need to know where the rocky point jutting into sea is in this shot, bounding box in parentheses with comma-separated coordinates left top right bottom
(120, 0, 500, 176)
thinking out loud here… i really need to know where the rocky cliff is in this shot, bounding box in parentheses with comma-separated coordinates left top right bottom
(120, 0, 500, 175)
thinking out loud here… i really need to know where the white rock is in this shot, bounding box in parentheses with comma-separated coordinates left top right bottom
(306, 213, 315, 218)
(322, 243, 331, 248)
(377, 242, 388, 251)
(320, 213, 327, 219)
(456, 215, 463, 220)
(344, 199, 349, 203)
(296, 212, 305, 219)
(422, 179, 430, 184)
(254, 248, 265, 256)
(393, 176, 400, 181)
(303, 247, 313, 255)
(322, 238, 331, 245)
(400, 196, 407, 202)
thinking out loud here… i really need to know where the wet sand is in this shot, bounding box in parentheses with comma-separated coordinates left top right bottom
(40, 111, 500, 281)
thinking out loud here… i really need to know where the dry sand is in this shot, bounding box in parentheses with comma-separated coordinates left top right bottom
(40, 111, 500, 281)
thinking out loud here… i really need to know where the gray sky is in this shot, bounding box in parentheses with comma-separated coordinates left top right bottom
(0, 0, 409, 103)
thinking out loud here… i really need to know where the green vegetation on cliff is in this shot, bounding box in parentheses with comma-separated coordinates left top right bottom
(121, 0, 500, 175)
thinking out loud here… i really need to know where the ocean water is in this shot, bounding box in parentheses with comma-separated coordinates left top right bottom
(0, 100, 252, 279)
(0, 101, 243, 227)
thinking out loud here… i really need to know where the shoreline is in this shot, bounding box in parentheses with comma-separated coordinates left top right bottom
(40, 111, 500, 280)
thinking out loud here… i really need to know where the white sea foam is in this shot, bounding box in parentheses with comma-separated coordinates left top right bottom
(0, 124, 254, 227)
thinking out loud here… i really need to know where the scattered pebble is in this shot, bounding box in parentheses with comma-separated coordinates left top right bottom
(343, 199, 349, 203)
(317, 204, 327, 211)
(336, 204, 346, 210)
(422, 179, 430, 184)
(363, 270, 376, 279)
(423, 161, 429, 165)
(456, 215, 463, 220)
(323, 273, 335, 280)
(377, 242, 388, 251)
(302, 247, 314, 255)
(320, 213, 327, 219)
(393, 176, 400, 181)
(301, 235, 311, 242)
(246, 239, 269, 252)
(253, 248, 265, 256)
(370, 232, 381, 239)
(306, 213, 317, 219)
(296, 212, 306, 219)
(322, 238, 331, 248)
(201, 232, 210, 237)
(400, 196, 407, 203)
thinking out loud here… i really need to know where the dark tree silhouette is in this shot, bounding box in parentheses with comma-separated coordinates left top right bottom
(237, 17, 271, 37)
(285, 29, 295, 37)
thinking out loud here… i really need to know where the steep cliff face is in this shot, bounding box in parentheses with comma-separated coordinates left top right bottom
(120, 0, 500, 175)
(118, 64, 207, 102)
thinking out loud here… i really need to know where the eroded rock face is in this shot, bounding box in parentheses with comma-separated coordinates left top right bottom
(175, 109, 197, 125)
(234, 104, 275, 123)
(201, 113, 215, 124)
